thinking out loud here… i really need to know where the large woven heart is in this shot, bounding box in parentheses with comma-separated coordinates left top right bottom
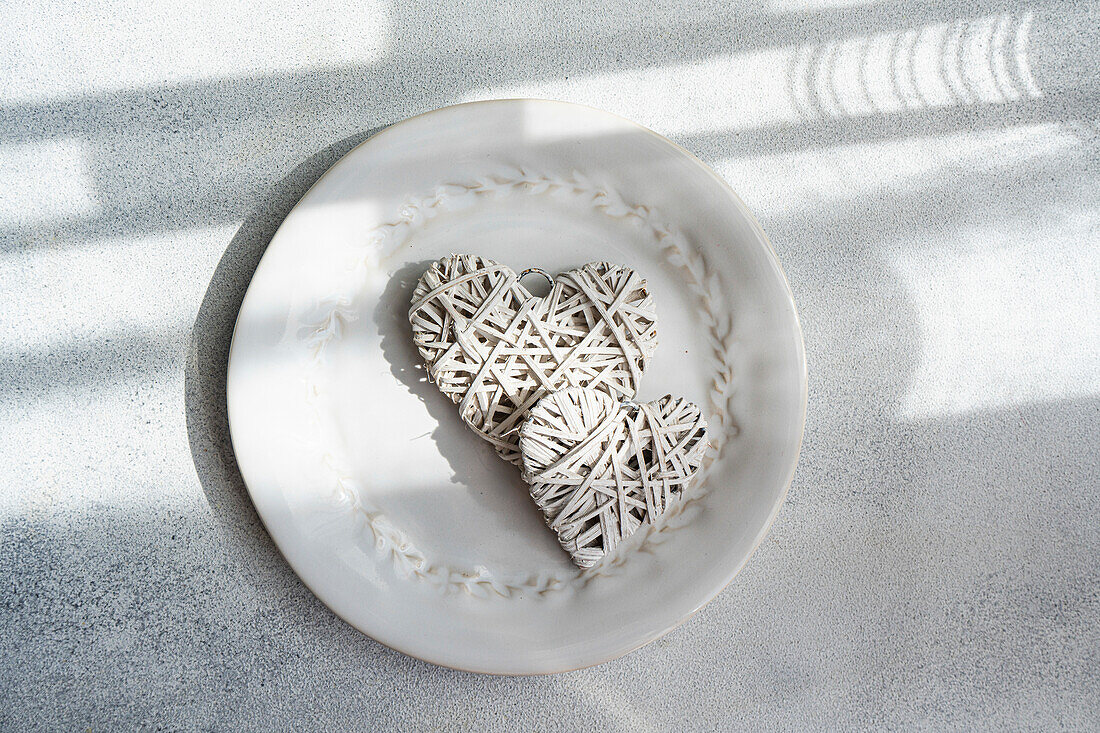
(519, 387, 709, 568)
(409, 254, 658, 465)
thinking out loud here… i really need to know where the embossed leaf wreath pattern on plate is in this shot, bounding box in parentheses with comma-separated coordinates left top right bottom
(300, 169, 738, 599)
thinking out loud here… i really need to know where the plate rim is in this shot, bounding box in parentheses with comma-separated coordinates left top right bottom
(225, 98, 808, 674)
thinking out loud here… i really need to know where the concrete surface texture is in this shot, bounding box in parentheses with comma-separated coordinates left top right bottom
(2, 0, 1098, 729)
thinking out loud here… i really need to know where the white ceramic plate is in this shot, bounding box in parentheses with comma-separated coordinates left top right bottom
(227, 99, 806, 674)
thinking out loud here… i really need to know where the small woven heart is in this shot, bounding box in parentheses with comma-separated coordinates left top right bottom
(409, 254, 658, 465)
(519, 387, 708, 568)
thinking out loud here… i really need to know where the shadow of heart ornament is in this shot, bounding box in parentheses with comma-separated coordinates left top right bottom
(519, 387, 709, 568)
(409, 254, 659, 465)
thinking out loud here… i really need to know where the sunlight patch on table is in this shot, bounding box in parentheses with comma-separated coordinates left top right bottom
(895, 223, 1100, 420)
(0, 139, 98, 227)
(0, 381, 203, 519)
(0, 225, 235, 352)
(0, 0, 389, 103)
(466, 11, 1040, 137)
(711, 122, 1080, 219)
(770, 0, 882, 10)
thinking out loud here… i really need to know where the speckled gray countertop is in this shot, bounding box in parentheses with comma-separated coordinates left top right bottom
(2, 1, 1098, 730)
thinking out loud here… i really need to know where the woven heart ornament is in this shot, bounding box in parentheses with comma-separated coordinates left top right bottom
(409, 254, 658, 465)
(519, 387, 709, 568)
